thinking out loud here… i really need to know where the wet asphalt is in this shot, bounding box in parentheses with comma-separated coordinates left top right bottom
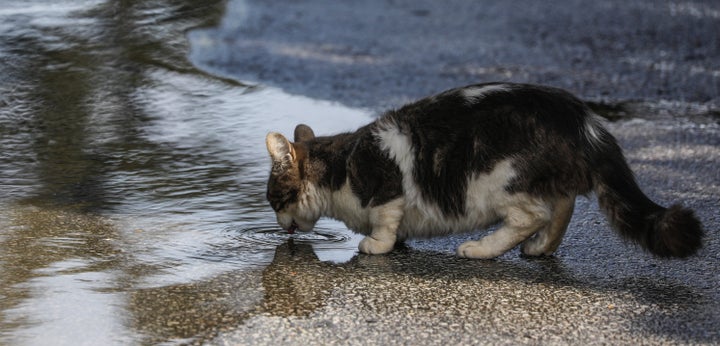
(195, 0, 720, 345)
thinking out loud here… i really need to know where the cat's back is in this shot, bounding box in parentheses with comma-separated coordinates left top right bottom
(381, 83, 590, 137)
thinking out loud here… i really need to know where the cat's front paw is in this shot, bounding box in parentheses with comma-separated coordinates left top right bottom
(359, 236, 395, 255)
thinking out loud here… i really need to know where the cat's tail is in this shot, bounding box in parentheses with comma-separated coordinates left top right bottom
(583, 116, 703, 258)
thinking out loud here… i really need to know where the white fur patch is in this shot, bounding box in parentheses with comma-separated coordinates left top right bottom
(396, 159, 518, 238)
(298, 181, 325, 222)
(373, 118, 423, 207)
(461, 84, 511, 103)
(279, 180, 326, 231)
(325, 180, 372, 234)
(584, 114, 607, 149)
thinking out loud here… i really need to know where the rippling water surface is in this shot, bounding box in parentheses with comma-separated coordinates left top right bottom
(0, 1, 366, 344)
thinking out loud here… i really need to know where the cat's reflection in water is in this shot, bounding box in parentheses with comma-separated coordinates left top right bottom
(260, 239, 336, 317)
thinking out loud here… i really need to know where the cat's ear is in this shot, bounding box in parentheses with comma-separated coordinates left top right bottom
(294, 124, 315, 142)
(266, 132, 295, 173)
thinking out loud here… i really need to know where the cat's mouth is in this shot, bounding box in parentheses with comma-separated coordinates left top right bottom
(287, 221, 299, 234)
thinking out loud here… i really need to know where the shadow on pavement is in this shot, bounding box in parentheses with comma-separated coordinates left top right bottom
(123, 221, 718, 344)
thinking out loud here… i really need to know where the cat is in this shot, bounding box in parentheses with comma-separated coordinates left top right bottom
(265, 82, 703, 259)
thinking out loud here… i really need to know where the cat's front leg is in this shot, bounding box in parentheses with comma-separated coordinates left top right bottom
(358, 198, 404, 255)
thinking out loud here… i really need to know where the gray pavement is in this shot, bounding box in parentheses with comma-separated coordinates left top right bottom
(194, 0, 720, 345)
(194, 0, 720, 112)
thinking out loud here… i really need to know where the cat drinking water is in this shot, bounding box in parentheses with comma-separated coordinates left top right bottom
(265, 83, 703, 259)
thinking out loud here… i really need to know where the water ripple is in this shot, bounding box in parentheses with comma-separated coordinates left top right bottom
(234, 223, 351, 247)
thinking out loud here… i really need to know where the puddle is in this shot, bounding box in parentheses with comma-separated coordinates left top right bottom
(0, 0, 367, 344)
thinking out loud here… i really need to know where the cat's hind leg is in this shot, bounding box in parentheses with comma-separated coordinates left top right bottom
(458, 198, 551, 259)
(521, 196, 575, 257)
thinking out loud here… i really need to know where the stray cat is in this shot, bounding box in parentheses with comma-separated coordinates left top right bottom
(265, 83, 703, 259)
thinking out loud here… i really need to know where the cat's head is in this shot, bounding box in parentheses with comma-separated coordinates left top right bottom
(265, 124, 319, 233)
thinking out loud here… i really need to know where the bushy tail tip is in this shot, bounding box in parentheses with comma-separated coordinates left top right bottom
(646, 204, 703, 258)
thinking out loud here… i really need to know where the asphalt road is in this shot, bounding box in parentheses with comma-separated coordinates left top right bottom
(193, 0, 720, 113)
(191, 0, 720, 345)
